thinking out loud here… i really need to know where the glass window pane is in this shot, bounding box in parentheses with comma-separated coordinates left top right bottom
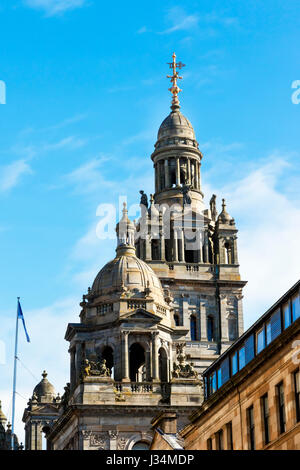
(231, 352, 238, 375)
(292, 293, 300, 322)
(284, 302, 291, 329)
(221, 357, 230, 384)
(257, 328, 265, 353)
(217, 368, 222, 388)
(239, 346, 245, 370)
(245, 335, 255, 364)
(266, 321, 271, 345)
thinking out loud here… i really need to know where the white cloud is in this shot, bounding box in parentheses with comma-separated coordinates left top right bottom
(0, 296, 79, 444)
(0, 159, 32, 192)
(204, 155, 300, 329)
(24, 0, 88, 16)
(43, 135, 86, 151)
(160, 7, 199, 34)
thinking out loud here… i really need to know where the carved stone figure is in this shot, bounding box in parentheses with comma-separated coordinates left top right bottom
(209, 194, 217, 221)
(181, 184, 192, 205)
(139, 190, 148, 208)
(172, 343, 198, 379)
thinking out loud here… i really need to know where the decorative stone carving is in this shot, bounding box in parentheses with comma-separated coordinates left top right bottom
(172, 343, 198, 379)
(118, 438, 127, 450)
(180, 184, 192, 205)
(81, 358, 111, 378)
(209, 194, 217, 221)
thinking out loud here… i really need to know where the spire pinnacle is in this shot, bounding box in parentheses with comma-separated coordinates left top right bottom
(167, 52, 185, 112)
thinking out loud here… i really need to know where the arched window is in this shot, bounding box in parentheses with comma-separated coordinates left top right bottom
(174, 313, 180, 326)
(129, 343, 145, 382)
(132, 441, 150, 450)
(190, 315, 197, 341)
(101, 346, 114, 378)
(224, 242, 232, 264)
(207, 316, 214, 342)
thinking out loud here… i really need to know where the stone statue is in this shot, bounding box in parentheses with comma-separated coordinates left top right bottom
(81, 357, 111, 378)
(209, 194, 217, 221)
(172, 342, 198, 379)
(181, 184, 192, 205)
(98, 359, 110, 377)
(139, 190, 148, 209)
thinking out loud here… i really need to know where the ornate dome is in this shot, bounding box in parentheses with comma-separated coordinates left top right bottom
(156, 110, 198, 149)
(91, 248, 165, 303)
(33, 371, 55, 401)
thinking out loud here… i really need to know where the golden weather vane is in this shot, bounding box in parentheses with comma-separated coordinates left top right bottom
(167, 52, 185, 111)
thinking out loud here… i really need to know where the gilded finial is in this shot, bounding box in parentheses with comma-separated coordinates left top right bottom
(167, 52, 185, 111)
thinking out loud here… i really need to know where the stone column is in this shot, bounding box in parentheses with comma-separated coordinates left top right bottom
(152, 332, 159, 381)
(198, 162, 201, 190)
(233, 236, 238, 264)
(155, 164, 159, 193)
(160, 227, 165, 261)
(173, 230, 178, 262)
(164, 159, 170, 188)
(122, 331, 130, 381)
(157, 161, 161, 192)
(200, 301, 207, 341)
(75, 342, 83, 383)
(195, 162, 199, 189)
(145, 233, 152, 261)
(176, 157, 181, 186)
(181, 229, 185, 262)
(70, 347, 76, 390)
(203, 232, 209, 263)
(187, 158, 191, 184)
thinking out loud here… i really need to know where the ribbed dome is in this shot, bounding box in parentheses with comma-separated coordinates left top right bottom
(33, 371, 55, 401)
(91, 251, 165, 302)
(156, 110, 198, 151)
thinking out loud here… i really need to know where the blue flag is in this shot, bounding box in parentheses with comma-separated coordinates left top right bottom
(17, 300, 30, 343)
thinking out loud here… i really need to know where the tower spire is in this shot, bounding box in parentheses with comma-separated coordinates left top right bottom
(167, 52, 185, 112)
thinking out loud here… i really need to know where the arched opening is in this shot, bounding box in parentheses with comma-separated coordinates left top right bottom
(190, 315, 197, 341)
(159, 347, 168, 382)
(129, 343, 145, 382)
(151, 239, 160, 260)
(42, 425, 51, 451)
(174, 313, 180, 326)
(101, 346, 114, 378)
(169, 158, 176, 187)
(224, 242, 232, 264)
(132, 441, 150, 450)
(207, 316, 214, 342)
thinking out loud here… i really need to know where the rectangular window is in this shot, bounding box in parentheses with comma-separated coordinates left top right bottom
(207, 438, 212, 450)
(231, 351, 238, 375)
(221, 357, 230, 385)
(216, 429, 224, 450)
(247, 405, 255, 450)
(266, 309, 281, 345)
(261, 394, 270, 445)
(209, 371, 217, 395)
(239, 346, 245, 370)
(292, 293, 300, 322)
(257, 327, 265, 354)
(245, 334, 255, 364)
(276, 382, 286, 434)
(226, 422, 233, 450)
(294, 369, 300, 423)
(217, 368, 222, 389)
(283, 302, 291, 329)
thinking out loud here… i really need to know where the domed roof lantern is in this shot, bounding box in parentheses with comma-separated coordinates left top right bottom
(32, 370, 56, 402)
(218, 199, 232, 225)
(116, 203, 136, 257)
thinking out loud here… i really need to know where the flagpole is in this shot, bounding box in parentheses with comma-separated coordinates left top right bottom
(11, 297, 20, 451)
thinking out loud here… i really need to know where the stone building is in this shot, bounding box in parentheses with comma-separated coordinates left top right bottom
(23, 371, 60, 450)
(151, 280, 300, 450)
(0, 401, 20, 450)
(23, 54, 246, 450)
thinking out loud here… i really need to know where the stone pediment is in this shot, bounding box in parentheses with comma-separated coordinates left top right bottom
(120, 308, 161, 324)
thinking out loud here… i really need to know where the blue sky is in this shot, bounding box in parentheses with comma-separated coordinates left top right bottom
(0, 0, 300, 443)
